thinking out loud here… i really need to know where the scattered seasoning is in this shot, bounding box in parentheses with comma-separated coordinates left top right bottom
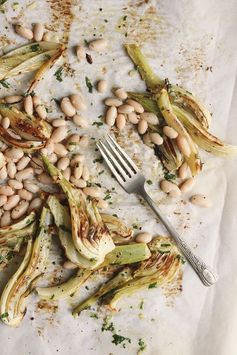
(54, 67, 63, 82)
(125, 32, 128, 37)
(93, 157, 103, 164)
(30, 43, 40, 52)
(164, 172, 176, 181)
(98, 170, 104, 175)
(50, 294, 55, 300)
(176, 254, 186, 264)
(138, 338, 146, 352)
(0, 312, 9, 319)
(104, 194, 111, 200)
(112, 214, 118, 218)
(104, 19, 108, 23)
(0, 79, 10, 88)
(85, 76, 93, 93)
(101, 317, 115, 332)
(112, 334, 131, 348)
(123, 15, 127, 21)
(132, 224, 139, 229)
(84, 39, 89, 46)
(92, 121, 103, 127)
(90, 312, 99, 319)
(86, 53, 93, 64)
(146, 180, 153, 185)
(139, 299, 144, 310)
(148, 282, 157, 289)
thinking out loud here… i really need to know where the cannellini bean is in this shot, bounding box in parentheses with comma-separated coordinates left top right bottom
(54, 143, 68, 157)
(2, 117, 10, 129)
(96, 199, 108, 209)
(67, 134, 80, 144)
(76, 45, 86, 61)
(57, 157, 70, 171)
(0, 195, 7, 207)
(83, 186, 101, 198)
(118, 104, 134, 114)
(163, 126, 178, 139)
(128, 112, 139, 124)
(45, 140, 54, 155)
(114, 88, 127, 100)
(23, 95, 33, 115)
(15, 167, 34, 181)
(62, 167, 71, 180)
(15, 25, 33, 40)
(82, 166, 89, 181)
(179, 178, 195, 193)
(150, 132, 163, 145)
(37, 173, 53, 184)
(0, 211, 11, 227)
(0, 186, 14, 196)
(135, 232, 152, 244)
(97, 80, 107, 93)
(70, 94, 87, 111)
(48, 153, 58, 164)
(176, 135, 191, 157)
(42, 31, 59, 42)
(78, 136, 89, 148)
(7, 162, 16, 179)
(70, 176, 86, 188)
(50, 126, 68, 143)
(74, 163, 83, 179)
(70, 154, 85, 166)
(5, 148, 24, 161)
(178, 162, 189, 179)
(52, 119, 67, 127)
(89, 38, 108, 52)
(18, 189, 33, 201)
(0, 142, 7, 152)
(60, 97, 76, 117)
(0, 166, 7, 180)
(33, 23, 44, 41)
(143, 133, 153, 147)
(24, 181, 40, 193)
(160, 180, 181, 196)
(116, 114, 126, 130)
(0, 151, 5, 168)
(11, 200, 29, 220)
(169, 189, 182, 197)
(140, 112, 159, 125)
(5, 95, 23, 104)
(33, 96, 47, 119)
(105, 106, 117, 126)
(137, 119, 148, 135)
(28, 198, 42, 212)
(17, 156, 31, 171)
(105, 98, 123, 107)
(8, 180, 23, 190)
(63, 260, 77, 269)
(4, 195, 20, 211)
(73, 114, 88, 128)
(190, 194, 212, 208)
(126, 99, 144, 113)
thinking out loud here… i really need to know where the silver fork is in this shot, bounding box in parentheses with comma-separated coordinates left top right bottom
(97, 134, 218, 286)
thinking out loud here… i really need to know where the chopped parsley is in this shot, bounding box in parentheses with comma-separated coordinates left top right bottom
(148, 282, 157, 289)
(0, 312, 9, 319)
(98, 170, 104, 175)
(90, 312, 99, 319)
(112, 334, 131, 347)
(139, 299, 144, 310)
(146, 180, 153, 185)
(85, 76, 93, 93)
(158, 249, 170, 254)
(54, 67, 63, 82)
(138, 338, 146, 352)
(104, 194, 111, 200)
(101, 317, 115, 332)
(123, 15, 127, 21)
(0, 79, 10, 88)
(93, 157, 103, 164)
(176, 254, 186, 264)
(30, 43, 40, 52)
(164, 172, 176, 181)
(92, 121, 103, 127)
(112, 214, 118, 218)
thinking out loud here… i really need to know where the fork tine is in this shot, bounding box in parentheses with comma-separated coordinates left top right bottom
(97, 141, 127, 185)
(107, 134, 139, 173)
(104, 136, 134, 177)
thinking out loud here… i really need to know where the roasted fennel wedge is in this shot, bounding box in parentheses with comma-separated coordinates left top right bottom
(0, 207, 52, 327)
(42, 157, 115, 269)
(72, 236, 183, 315)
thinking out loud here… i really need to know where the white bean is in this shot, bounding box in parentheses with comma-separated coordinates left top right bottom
(11, 200, 29, 220)
(52, 119, 67, 127)
(116, 114, 126, 130)
(83, 186, 101, 198)
(89, 38, 108, 52)
(127, 99, 144, 113)
(7, 162, 16, 179)
(33, 23, 44, 41)
(105, 106, 117, 126)
(74, 163, 83, 179)
(135, 232, 152, 244)
(2, 117, 10, 129)
(128, 112, 139, 124)
(18, 189, 33, 201)
(17, 156, 31, 171)
(60, 97, 76, 117)
(163, 126, 178, 139)
(70, 154, 85, 166)
(190, 194, 212, 208)
(0, 151, 5, 168)
(15, 25, 33, 40)
(118, 104, 134, 114)
(160, 180, 181, 196)
(67, 134, 80, 144)
(150, 132, 163, 146)
(96, 199, 108, 209)
(24, 181, 40, 193)
(97, 80, 107, 93)
(72, 114, 88, 128)
(0, 195, 7, 207)
(76, 45, 86, 61)
(176, 135, 191, 157)
(5, 148, 24, 161)
(70, 176, 86, 188)
(4, 195, 20, 211)
(51, 126, 68, 143)
(5, 95, 23, 104)
(23, 95, 33, 115)
(0, 186, 14, 196)
(48, 153, 58, 164)
(57, 157, 70, 171)
(0, 166, 7, 180)
(114, 88, 127, 100)
(37, 173, 53, 184)
(137, 119, 148, 135)
(78, 136, 89, 148)
(105, 98, 123, 107)
(169, 188, 182, 198)
(15, 167, 34, 181)
(140, 112, 159, 125)
(33, 96, 47, 119)
(143, 133, 152, 147)
(28, 198, 42, 212)
(42, 31, 59, 42)
(63, 260, 77, 269)
(82, 166, 89, 181)
(44, 140, 54, 155)
(178, 162, 189, 179)
(54, 143, 68, 157)
(0, 211, 11, 227)
(179, 178, 195, 193)
(63, 167, 71, 180)
(70, 94, 87, 111)
(8, 180, 23, 190)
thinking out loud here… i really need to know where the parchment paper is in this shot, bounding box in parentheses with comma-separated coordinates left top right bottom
(0, 1, 237, 354)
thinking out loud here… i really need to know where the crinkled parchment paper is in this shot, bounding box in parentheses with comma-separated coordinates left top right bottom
(0, 0, 237, 354)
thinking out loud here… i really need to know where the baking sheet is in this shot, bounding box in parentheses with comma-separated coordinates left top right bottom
(0, 0, 237, 354)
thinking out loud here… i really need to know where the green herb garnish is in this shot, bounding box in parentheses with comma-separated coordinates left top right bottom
(0, 79, 10, 88)
(138, 338, 146, 352)
(164, 172, 176, 181)
(146, 180, 153, 185)
(112, 334, 131, 347)
(54, 67, 63, 82)
(148, 282, 157, 289)
(85, 76, 93, 93)
(30, 44, 40, 52)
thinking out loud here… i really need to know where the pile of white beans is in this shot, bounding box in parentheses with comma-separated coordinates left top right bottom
(14, 23, 58, 42)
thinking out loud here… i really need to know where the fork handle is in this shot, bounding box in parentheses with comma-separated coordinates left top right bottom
(140, 189, 218, 286)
